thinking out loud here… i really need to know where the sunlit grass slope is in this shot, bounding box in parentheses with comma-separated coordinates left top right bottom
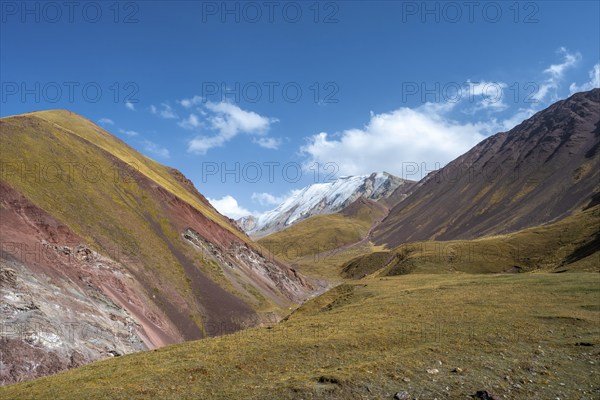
(342, 204, 600, 278)
(257, 199, 387, 281)
(2, 272, 598, 399)
(18, 110, 244, 239)
(0, 110, 288, 333)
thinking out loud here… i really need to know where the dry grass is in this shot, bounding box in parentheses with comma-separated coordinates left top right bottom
(2, 272, 598, 399)
(345, 204, 600, 278)
(16, 110, 244, 240)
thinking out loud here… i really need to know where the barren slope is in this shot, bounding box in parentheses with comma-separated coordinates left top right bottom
(374, 89, 600, 247)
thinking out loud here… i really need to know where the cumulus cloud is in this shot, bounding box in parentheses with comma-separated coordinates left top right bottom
(463, 80, 509, 112)
(533, 47, 581, 102)
(301, 104, 489, 177)
(253, 137, 282, 150)
(187, 135, 229, 154)
(569, 63, 600, 94)
(187, 101, 278, 154)
(125, 101, 136, 111)
(300, 49, 589, 179)
(178, 113, 202, 130)
(205, 101, 276, 136)
(208, 195, 253, 219)
(98, 118, 114, 125)
(251, 192, 288, 207)
(142, 140, 170, 158)
(119, 129, 139, 137)
(179, 95, 204, 108)
(151, 103, 178, 119)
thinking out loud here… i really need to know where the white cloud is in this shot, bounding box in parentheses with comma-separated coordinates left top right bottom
(544, 47, 581, 77)
(534, 47, 581, 102)
(179, 95, 204, 108)
(178, 113, 202, 130)
(208, 195, 253, 219)
(125, 101, 136, 111)
(142, 140, 170, 158)
(151, 103, 178, 119)
(569, 63, 600, 94)
(188, 135, 229, 154)
(300, 48, 592, 179)
(119, 129, 139, 137)
(187, 101, 278, 154)
(205, 101, 276, 136)
(251, 192, 288, 207)
(301, 104, 489, 177)
(98, 118, 114, 125)
(253, 137, 282, 149)
(463, 80, 508, 112)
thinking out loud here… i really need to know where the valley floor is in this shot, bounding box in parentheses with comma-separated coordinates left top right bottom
(2, 272, 599, 399)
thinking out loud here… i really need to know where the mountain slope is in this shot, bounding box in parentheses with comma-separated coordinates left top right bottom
(374, 89, 600, 248)
(343, 203, 600, 279)
(258, 198, 387, 265)
(0, 110, 314, 384)
(2, 272, 598, 399)
(247, 172, 414, 238)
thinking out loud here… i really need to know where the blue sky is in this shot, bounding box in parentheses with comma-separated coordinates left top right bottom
(1, 1, 599, 218)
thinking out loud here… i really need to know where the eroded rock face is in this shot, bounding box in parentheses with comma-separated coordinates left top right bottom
(235, 215, 257, 232)
(1, 252, 147, 385)
(182, 228, 311, 306)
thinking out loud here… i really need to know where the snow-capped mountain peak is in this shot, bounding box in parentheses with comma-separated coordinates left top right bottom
(243, 172, 411, 237)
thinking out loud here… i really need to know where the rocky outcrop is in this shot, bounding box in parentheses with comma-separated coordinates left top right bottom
(235, 215, 257, 232)
(0, 250, 147, 385)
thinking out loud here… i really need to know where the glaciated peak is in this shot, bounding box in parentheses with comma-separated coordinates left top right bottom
(248, 172, 411, 237)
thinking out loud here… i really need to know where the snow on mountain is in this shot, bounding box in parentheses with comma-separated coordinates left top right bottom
(235, 215, 257, 231)
(243, 172, 412, 237)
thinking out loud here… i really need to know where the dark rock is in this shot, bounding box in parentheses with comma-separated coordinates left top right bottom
(393, 391, 410, 400)
(473, 390, 501, 400)
(317, 376, 340, 385)
(0, 267, 17, 287)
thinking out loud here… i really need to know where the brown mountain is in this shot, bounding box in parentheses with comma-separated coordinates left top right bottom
(374, 89, 600, 248)
(0, 110, 316, 384)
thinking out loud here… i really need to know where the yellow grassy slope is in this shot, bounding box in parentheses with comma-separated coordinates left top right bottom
(1, 272, 598, 399)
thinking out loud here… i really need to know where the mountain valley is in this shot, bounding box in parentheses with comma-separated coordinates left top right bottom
(1, 90, 599, 399)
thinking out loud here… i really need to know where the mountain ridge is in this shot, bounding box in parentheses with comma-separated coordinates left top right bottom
(242, 172, 415, 238)
(0, 110, 317, 384)
(374, 89, 600, 247)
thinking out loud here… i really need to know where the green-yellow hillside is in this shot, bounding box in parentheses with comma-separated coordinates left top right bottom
(258, 199, 385, 261)
(342, 204, 600, 278)
(17, 110, 244, 240)
(0, 110, 285, 329)
(2, 272, 598, 399)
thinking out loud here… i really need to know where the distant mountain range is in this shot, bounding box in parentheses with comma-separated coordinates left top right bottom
(240, 172, 414, 237)
(243, 89, 599, 253)
(255, 89, 600, 281)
